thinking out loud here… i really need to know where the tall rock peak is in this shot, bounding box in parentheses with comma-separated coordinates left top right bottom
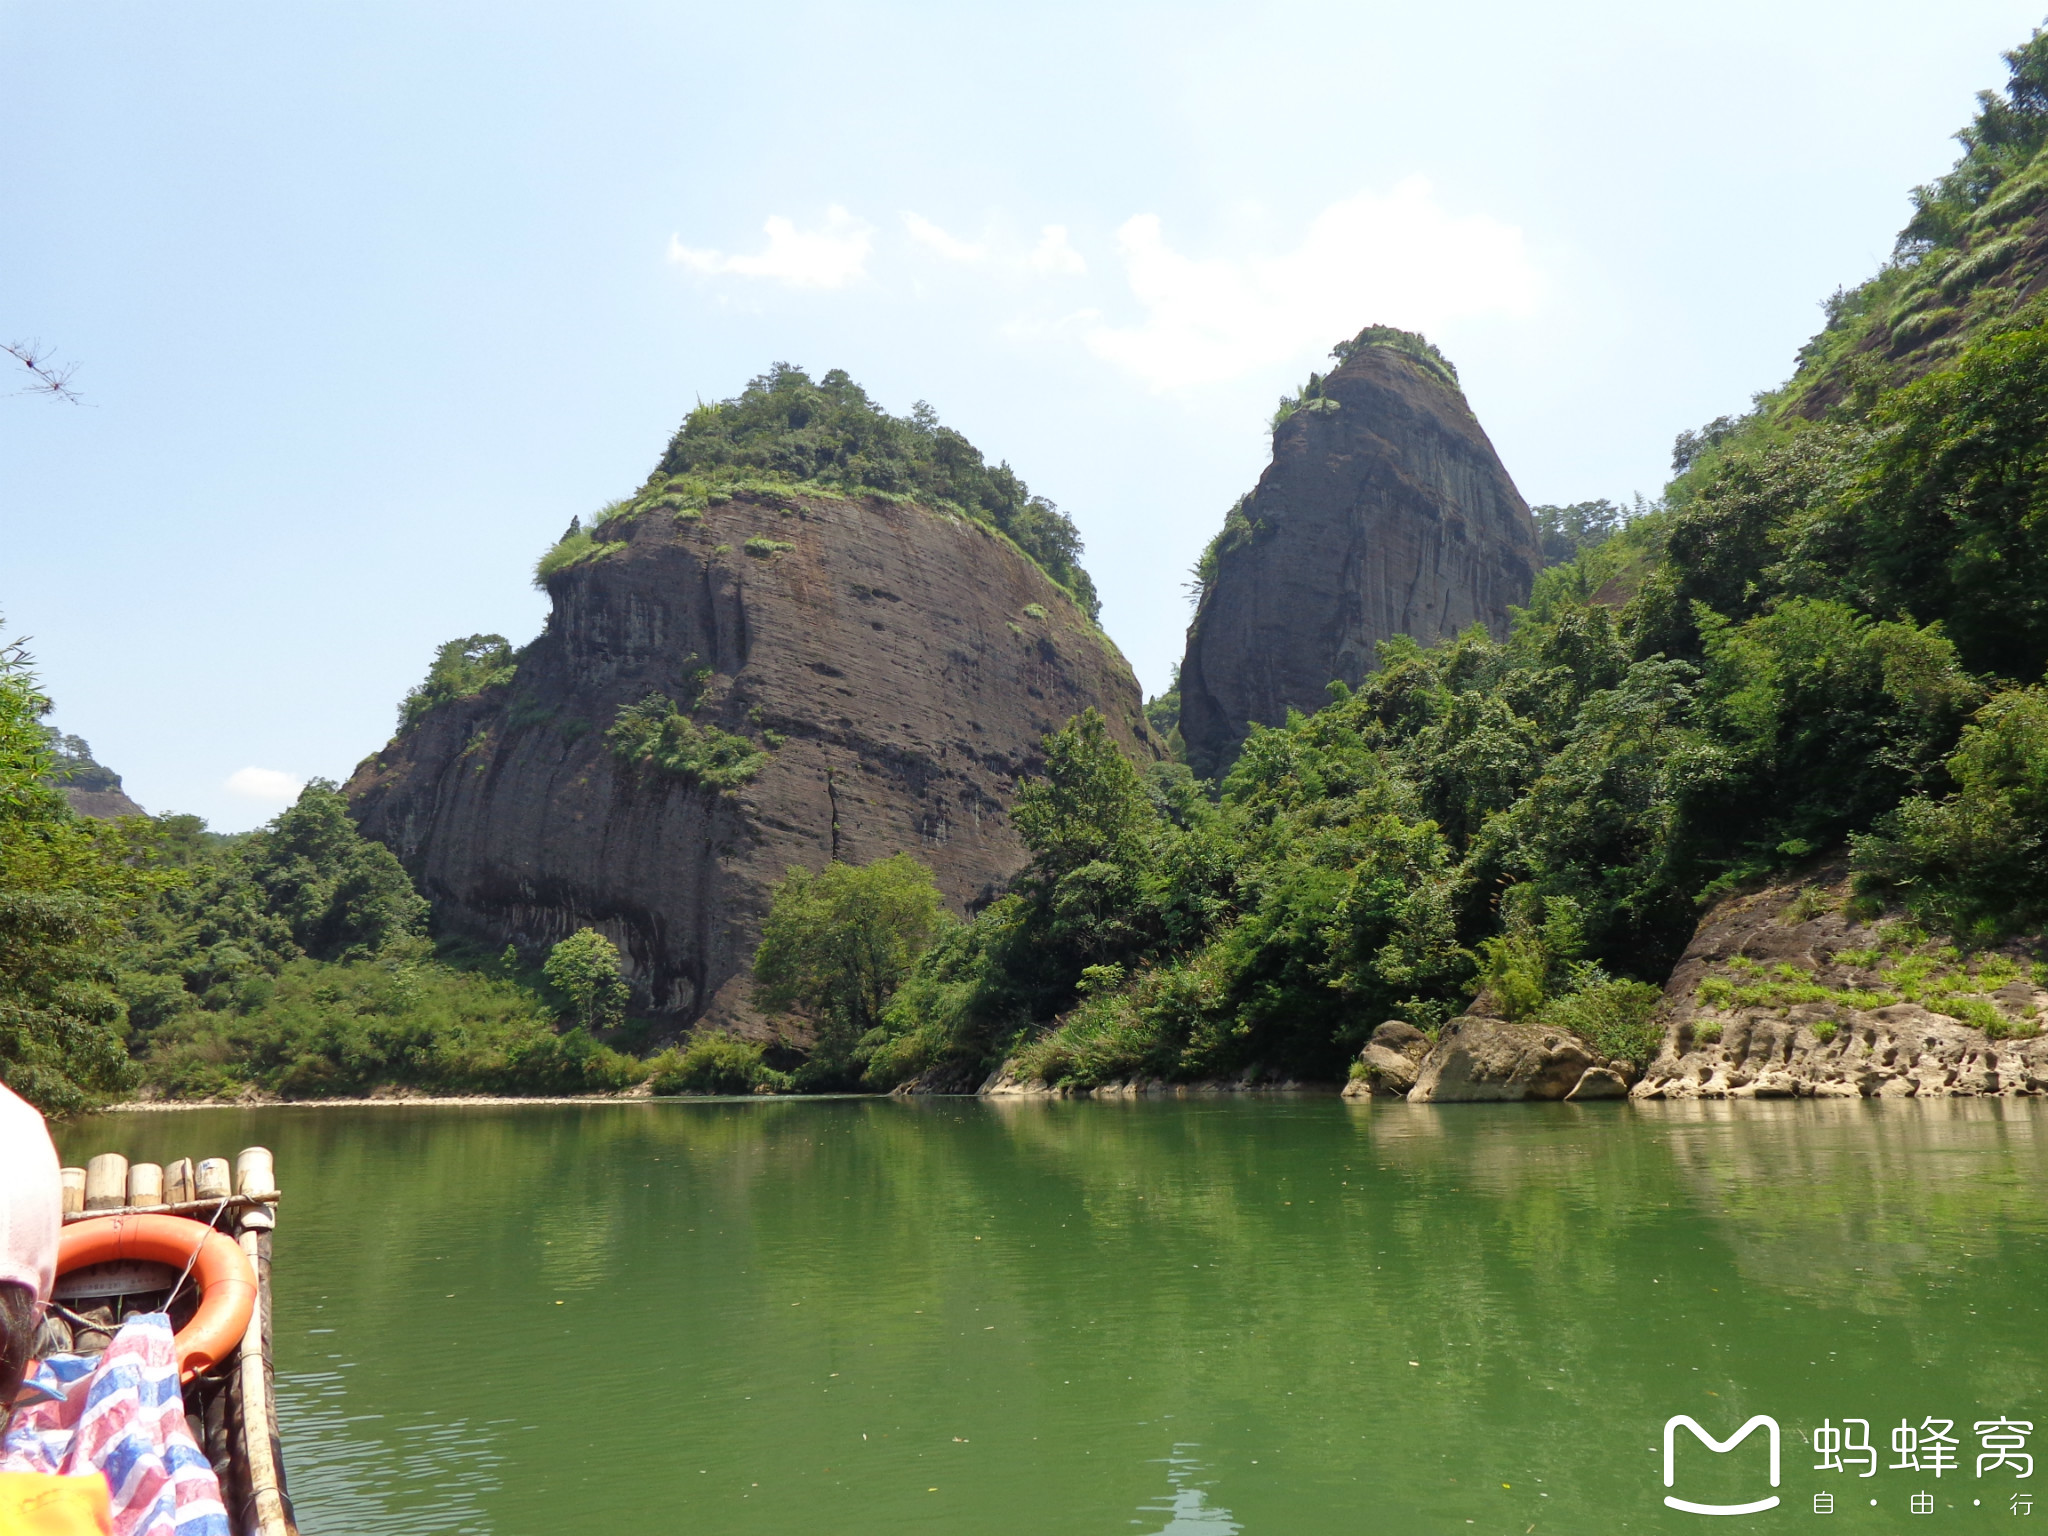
(348, 368, 1155, 1033)
(1176, 327, 1538, 779)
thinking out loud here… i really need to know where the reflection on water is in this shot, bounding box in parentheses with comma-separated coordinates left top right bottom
(56, 1097, 2048, 1534)
(1133, 1446, 1240, 1533)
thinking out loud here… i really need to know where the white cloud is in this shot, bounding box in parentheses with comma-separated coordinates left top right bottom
(903, 212, 986, 263)
(1028, 224, 1087, 276)
(668, 206, 873, 289)
(225, 766, 304, 804)
(1084, 180, 1539, 389)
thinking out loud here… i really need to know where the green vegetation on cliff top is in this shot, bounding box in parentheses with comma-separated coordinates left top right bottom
(399, 634, 519, 729)
(1208, 325, 1471, 603)
(534, 363, 1102, 622)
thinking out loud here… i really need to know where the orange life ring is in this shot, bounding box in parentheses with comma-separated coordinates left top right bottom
(55, 1214, 257, 1382)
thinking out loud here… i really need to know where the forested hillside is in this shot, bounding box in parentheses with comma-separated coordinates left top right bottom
(0, 642, 646, 1111)
(843, 29, 2048, 1090)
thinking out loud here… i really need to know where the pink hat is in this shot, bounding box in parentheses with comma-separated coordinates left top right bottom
(0, 1081, 60, 1303)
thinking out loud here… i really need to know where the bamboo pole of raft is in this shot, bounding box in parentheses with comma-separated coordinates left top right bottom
(127, 1163, 164, 1209)
(195, 1158, 231, 1202)
(84, 1154, 128, 1212)
(232, 1148, 294, 1536)
(64, 1145, 296, 1536)
(59, 1194, 280, 1225)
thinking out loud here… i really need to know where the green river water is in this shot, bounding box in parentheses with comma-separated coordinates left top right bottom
(56, 1097, 2048, 1534)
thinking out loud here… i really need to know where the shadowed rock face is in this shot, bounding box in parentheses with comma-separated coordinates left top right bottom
(1178, 344, 1538, 780)
(346, 492, 1154, 1033)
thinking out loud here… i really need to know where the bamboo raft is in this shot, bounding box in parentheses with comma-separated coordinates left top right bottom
(42, 1148, 295, 1536)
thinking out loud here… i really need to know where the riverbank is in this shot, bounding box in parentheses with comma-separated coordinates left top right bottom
(102, 1090, 653, 1111)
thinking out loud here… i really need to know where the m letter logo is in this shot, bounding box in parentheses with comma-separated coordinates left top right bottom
(1663, 1415, 1782, 1515)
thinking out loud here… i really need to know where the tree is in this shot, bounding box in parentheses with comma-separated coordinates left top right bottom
(543, 928, 630, 1032)
(1531, 499, 1628, 565)
(399, 635, 517, 729)
(1853, 684, 2048, 939)
(1009, 708, 1166, 970)
(752, 854, 949, 1081)
(1010, 709, 1156, 882)
(245, 782, 428, 961)
(0, 636, 157, 1111)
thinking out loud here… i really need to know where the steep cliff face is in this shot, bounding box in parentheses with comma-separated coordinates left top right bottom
(347, 491, 1154, 1032)
(1177, 335, 1538, 779)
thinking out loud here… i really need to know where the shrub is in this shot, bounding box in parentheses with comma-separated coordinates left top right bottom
(1010, 987, 1166, 1088)
(543, 928, 630, 1032)
(1535, 973, 1665, 1065)
(532, 516, 628, 587)
(1785, 886, 1833, 923)
(1854, 686, 2048, 939)
(1473, 890, 1587, 1020)
(607, 694, 768, 789)
(649, 1035, 789, 1095)
(399, 635, 518, 729)
(744, 536, 794, 558)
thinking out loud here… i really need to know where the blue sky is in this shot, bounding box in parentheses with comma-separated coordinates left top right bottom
(4, 1, 2041, 829)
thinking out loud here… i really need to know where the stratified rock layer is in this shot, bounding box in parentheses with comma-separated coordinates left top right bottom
(1633, 865, 2048, 1099)
(347, 493, 1154, 1031)
(1178, 345, 1539, 779)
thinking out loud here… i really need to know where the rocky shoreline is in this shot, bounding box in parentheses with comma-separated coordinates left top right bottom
(1630, 865, 2048, 1100)
(1350, 866, 2048, 1104)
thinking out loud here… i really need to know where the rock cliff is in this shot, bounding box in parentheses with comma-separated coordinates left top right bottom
(43, 733, 145, 819)
(1632, 864, 2048, 1100)
(347, 489, 1155, 1033)
(1177, 330, 1539, 780)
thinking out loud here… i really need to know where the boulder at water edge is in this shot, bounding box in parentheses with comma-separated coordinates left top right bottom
(1342, 1020, 1435, 1099)
(1407, 1016, 1598, 1103)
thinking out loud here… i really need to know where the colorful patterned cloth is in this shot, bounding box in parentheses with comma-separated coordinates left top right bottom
(1, 1315, 228, 1536)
